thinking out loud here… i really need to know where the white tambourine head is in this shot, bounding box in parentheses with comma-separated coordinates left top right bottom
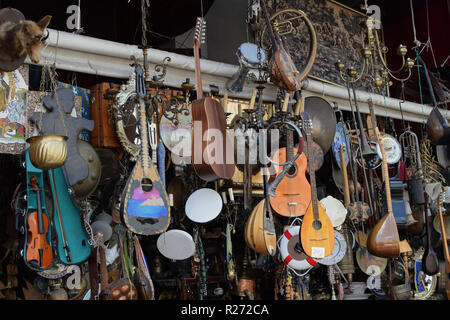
(185, 188, 223, 223)
(319, 196, 347, 227)
(157, 229, 195, 260)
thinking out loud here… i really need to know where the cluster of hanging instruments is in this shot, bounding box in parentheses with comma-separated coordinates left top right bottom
(11, 1, 450, 301)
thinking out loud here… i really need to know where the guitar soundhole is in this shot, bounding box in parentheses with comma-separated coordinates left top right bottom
(287, 163, 297, 177)
(313, 220, 322, 230)
(141, 178, 153, 192)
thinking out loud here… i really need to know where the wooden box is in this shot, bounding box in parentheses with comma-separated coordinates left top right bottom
(89, 82, 121, 148)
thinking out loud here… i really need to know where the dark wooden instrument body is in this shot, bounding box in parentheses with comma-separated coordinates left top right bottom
(422, 200, 439, 275)
(191, 96, 235, 181)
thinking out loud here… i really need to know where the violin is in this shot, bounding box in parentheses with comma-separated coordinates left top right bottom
(26, 176, 53, 269)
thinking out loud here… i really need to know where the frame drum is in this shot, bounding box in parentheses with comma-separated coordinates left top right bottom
(156, 229, 195, 260)
(237, 42, 266, 69)
(185, 188, 223, 223)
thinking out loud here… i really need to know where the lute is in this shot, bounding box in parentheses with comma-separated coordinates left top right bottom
(120, 64, 170, 235)
(191, 17, 235, 181)
(367, 123, 400, 258)
(300, 112, 335, 258)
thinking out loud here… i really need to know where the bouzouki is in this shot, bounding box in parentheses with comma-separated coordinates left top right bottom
(366, 122, 400, 257)
(120, 65, 170, 236)
(191, 17, 235, 181)
(300, 112, 335, 258)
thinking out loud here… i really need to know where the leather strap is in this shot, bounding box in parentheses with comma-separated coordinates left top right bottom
(88, 247, 99, 300)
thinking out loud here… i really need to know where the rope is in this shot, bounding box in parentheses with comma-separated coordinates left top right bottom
(415, 50, 426, 129)
(409, 0, 421, 48)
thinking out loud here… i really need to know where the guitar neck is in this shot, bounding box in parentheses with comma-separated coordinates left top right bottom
(139, 99, 151, 168)
(376, 126, 393, 213)
(286, 126, 294, 161)
(306, 131, 319, 220)
(368, 100, 393, 213)
(194, 43, 204, 99)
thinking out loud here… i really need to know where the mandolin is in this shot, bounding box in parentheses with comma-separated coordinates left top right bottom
(269, 99, 310, 217)
(120, 64, 170, 236)
(366, 124, 400, 258)
(300, 112, 335, 259)
(244, 198, 277, 256)
(191, 17, 235, 181)
(26, 176, 53, 269)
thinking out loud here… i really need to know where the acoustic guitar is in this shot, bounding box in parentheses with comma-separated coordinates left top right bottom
(366, 124, 400, 258)
(191, 17, 235, 181)
(269, 102, 310, 217)
(120, 64, 170, 236)
(300, 112, 335, 259)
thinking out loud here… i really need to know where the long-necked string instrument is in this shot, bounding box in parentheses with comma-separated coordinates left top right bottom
(300, 112, 335, 259)
(367, 100, 400, 258)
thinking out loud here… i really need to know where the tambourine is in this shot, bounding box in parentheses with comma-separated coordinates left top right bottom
(315, 232, 347, 266)
(236, 42, 267, 69)
(376, 134, 402, 164)
(156, 229, 196, 260)
(185, 188, 223, 223)
(319, 196, 347, 228)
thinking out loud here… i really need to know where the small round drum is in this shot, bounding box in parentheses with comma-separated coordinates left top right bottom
(156, 229, 196, 260)
(376, 134, 402, 164)
(319, 196, 347, 228)
(236, 42, 266, 68)
(185, 188, 223, 223)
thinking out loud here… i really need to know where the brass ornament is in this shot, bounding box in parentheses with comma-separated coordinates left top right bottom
(26, 134, 68, 170)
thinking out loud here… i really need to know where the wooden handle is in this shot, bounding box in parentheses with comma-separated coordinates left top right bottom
(237, 103, 242, 116)
(339, 146, 350, 206)
(438, 195, 450, 264)
(222, 94, 229, 113)
(249, 90, 257, 110)
(295, 96, 305, 116)
(375, 126, 393, 213)
(99, 246, 109, 292)
(282, 93, 290, 112)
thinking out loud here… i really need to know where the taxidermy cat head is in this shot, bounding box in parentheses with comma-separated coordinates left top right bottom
(17, 15, 52, 63)
(0, 15, 51, 64)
